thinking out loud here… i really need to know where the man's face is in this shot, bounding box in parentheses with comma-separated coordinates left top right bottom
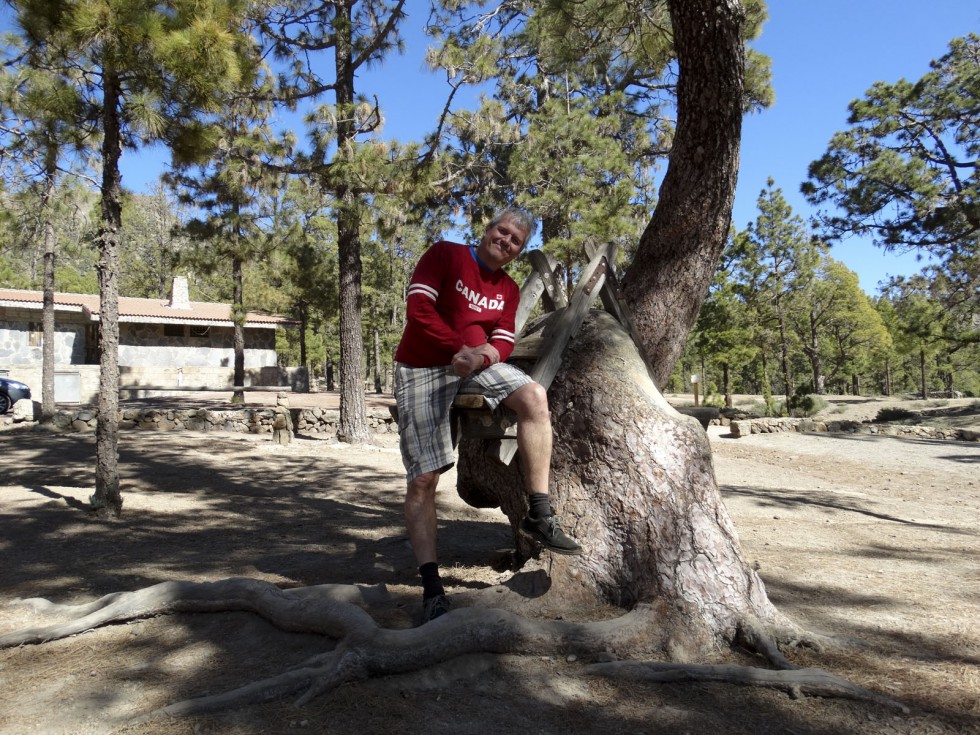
(475, 216, 530, 271)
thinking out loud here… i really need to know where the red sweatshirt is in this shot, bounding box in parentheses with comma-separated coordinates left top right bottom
(394, 240, 520, 368)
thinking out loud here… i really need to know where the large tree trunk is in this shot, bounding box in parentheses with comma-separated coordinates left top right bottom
(40, 135, 58, 422)
(776, 300, 793, 401)
(231, 251, 245, 404)
(623, 0, 745, 388)
(457, 312, 783, 658)
(722, 362, 732, 408)
(92, 70, 123, 517)
(334, 2, 369, 443)
(458, 0, 779, 655)
(919, 349, 927, 400)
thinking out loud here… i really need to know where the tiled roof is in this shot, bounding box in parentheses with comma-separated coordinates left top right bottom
(0, 288, 296, 327)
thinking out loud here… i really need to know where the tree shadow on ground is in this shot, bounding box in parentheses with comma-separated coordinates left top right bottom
(2, 429, 977, 734)
(720, 484, 976, 535)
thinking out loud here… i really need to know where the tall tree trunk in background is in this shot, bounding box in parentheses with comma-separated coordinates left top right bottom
(298, 300, 308, 372)
(333, 2, 369, 442)
(336, 192, 369, 440)
(456, 0, 787, 655)
(92, 69, 123, 517)
(40, 132, 58, 422)
(776, 300, 793, 401)
(776, 305, 793, 400)
(805, 308, 822, 394)
(231, 250, 245, 404)
(373, 328, 382, 393)
(722, 362, 732, 408)
(919, 349, 927, 399)
(623, 0, 745, 389)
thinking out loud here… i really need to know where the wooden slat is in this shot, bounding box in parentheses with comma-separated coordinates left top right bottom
(493, 243, 614, 464)
(507, 332, 543, 360)
(526, 249, 567, 310)
(584, 241, 655, 378)
(529, 243, 612, 391)
(514, 250, 563, 334)
(453, 393, 489, 409)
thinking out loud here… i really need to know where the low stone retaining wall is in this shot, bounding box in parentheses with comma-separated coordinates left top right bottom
(44, 406, 398, 437)
(24, 406, 979, 444)
(729, 416, 980, 442)
(293, 407, 398, 435)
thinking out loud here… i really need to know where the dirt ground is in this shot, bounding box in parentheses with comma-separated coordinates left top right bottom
(0, 394, 977, 735)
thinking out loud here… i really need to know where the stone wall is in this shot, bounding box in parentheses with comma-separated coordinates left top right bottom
(43, 405, 398, 437)
(0, 313, 87, 365)
(729, 416, 980, 442)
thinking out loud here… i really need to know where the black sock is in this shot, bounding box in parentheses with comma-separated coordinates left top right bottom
(528, 493, 552, 519)
(419, 562, 445, 599)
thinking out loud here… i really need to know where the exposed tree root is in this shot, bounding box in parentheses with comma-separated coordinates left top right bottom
(737, 614, 801, 669)
(0, 578, 388, 647)
(585, 661, 910, 713)
(0, 578, 910, 722)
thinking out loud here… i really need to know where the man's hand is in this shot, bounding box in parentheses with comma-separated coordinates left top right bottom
(470, 342, 500, 366)
(451, 346, 483, 377)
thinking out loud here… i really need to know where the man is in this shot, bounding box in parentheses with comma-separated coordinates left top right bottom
(394, 208, 582, 625)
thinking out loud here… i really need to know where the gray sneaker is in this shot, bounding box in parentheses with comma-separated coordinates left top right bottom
(420, 593, 451, 625)
(520, 514, 583, 555)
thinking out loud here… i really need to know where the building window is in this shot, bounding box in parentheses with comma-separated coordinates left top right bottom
(189, 325, 210, 339)
(164, 324, 185, 338)
(28, 322, 42, 347)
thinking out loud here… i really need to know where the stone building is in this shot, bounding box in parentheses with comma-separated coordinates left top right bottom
(0, 276, 297, 404)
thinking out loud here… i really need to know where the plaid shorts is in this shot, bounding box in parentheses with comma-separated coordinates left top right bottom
(394, 362, 533, 482)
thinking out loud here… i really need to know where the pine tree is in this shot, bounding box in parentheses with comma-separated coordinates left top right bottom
(730, 179, 823, 402)
(6, 0, 255, 515)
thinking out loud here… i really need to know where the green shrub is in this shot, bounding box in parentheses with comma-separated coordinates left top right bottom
(874, 407, 917, 423)
(789, 394, 828, 417)
(703, 392, 726, 408)
(787, 384, 828, 417)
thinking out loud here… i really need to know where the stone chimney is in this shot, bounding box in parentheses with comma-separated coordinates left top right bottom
(168, 275, 191, 309)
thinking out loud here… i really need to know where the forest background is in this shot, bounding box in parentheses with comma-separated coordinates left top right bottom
(1, 0, 978, 413)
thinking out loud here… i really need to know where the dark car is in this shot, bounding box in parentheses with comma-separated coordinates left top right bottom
(0, 375, 32, 414)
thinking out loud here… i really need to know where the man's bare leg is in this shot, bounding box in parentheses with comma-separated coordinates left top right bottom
(502, 382, 552, 494)
(405, 470, 440, 566)
(404, 470, 452, 622)
(504, 382, 582, 554)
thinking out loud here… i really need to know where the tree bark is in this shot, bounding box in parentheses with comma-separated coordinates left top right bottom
(334, 1, 370, 443)
(776, 299, 793, 400)
(722, 362, 732, 408)
(919, 349, 927, 399)
(232, 251, 245, 404)
(623, 0, 746, 389)
(457, 312, 783, 658)
(40, 133, 58, 421)
(373, 327, 382, 393)
(455, 0, 785, 656)
(92, 68, 123, 517)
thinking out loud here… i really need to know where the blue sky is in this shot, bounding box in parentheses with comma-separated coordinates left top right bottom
(110, 2, 978, 294)
(734, 1, 979, 293)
